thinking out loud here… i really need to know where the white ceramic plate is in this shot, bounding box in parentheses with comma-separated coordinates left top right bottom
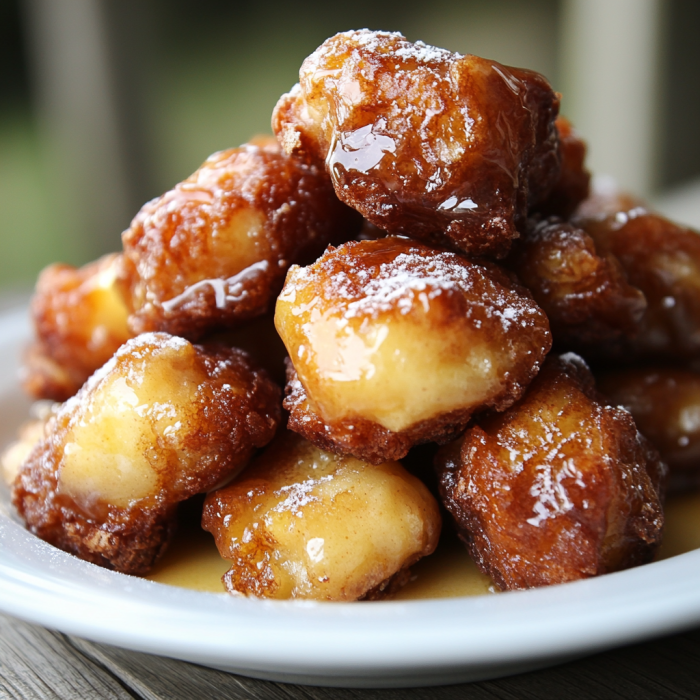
(2, 307, 700, 688)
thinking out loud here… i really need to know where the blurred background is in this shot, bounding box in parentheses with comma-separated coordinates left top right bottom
(0, 0, 698, 297)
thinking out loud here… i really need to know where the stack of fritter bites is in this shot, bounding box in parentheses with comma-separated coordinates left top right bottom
(9, 28, 700, 598)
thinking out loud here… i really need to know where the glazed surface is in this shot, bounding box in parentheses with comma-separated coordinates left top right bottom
(24, 254, 130, 401)
(203, 432, 441, 600)
(120, 141, 360, 339)
(273, 30, 560, 258)
(276, 237, 551, 462)
(436, 354, 666, 591)
(12, 333, 281, 575)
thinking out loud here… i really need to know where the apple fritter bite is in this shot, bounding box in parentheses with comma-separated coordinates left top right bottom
(598, 367, 700, 491)
(202, 431, 441, 600)
(573, 195, 700, 360)
(22, 254, 131, 402)
(275, 237, 552, 464)
(533, 116, 591, 219)
(436, 353, 666, 591)
(272, 29, 560, 259)
(120, 141, 361, 340)
(12, 333, 281, 575)
(508, 217, 646, 348)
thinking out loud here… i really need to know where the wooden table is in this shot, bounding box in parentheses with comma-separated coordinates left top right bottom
(2, 611, 700, 699)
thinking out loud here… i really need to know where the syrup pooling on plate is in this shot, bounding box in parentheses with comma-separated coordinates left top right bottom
(273, 29, 560, 258)
(276, 237, 551, 463)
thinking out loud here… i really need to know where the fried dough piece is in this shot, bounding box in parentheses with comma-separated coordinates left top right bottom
(12, 333, 281, 575)
(533, 116, 590, 219)
(273, 30, 560, 259)
(573, 193, 700, 360)
(120, 141, 361, 340)
(202, 431, 441, 600)
(275, 237, 551, 464)
(22, 254, 131, 401)
(436, 353, 666, 591)
(508, 217, 646, 347)
(598, 367, 700, 490)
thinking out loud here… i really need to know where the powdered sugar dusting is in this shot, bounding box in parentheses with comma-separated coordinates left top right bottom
(287, 241, 542, 335)
(343, 29, 457, 64)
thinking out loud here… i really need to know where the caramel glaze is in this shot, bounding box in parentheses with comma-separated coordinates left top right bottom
(24, 254, 131, 402)
(436, 354, 666, 592)
(532, 116, 591, 219)
(572, 197, 700, 361)
(202, 432, 441, 601)
(598, 367, 700, 490)
(273, 30, 560, 259)
(276, 237, 551, 464)
(120, 141, 361, 341)
(507, 217, 646, 349)
(12, 334, 280, 575)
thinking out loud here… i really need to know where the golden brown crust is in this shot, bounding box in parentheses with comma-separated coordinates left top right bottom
(23, 254, 131, 401)
(120, 142, 360, 340)
(533, 117, 590, 219)
(276, 237, 551, 463)
(508, 217, 646, 347)
(272, 30, 560, 258)
(359, 567, 413, 601)
(284, 360, 474, 464)
(436, 353, 666, 591)
(12, 333, 281, 575)
(574, 198, 700, 360)
(598, 366, 700, 489)
(202, 431, 441, 600)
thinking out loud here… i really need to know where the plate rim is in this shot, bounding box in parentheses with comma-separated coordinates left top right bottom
(2, 304, 700, 687)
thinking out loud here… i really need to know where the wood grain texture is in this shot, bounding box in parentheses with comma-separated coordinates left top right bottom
(0, 614, 136, 699)
(4, 611, 700, 699)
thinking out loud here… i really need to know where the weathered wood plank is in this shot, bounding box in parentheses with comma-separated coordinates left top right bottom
(68, 627, 700, 700)
(0, 614, 137, 700)
(69, 636, 301, 700)
(5, 609, 700, 700)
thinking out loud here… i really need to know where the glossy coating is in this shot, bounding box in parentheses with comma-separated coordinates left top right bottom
(598, 367, 700, 489)
(202, 431, 441, 600)
(508, 217, 646, 347)
(12, 333, 281, 575)
(574, 193, 700, 360)
(120, 141, 360, 340)
(533, 116, 590, 219)
(273, 30, 560, 258)
(23, 254, 131, 401)
(436, 353, 666, 591)
(275, 237, 551, 463)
